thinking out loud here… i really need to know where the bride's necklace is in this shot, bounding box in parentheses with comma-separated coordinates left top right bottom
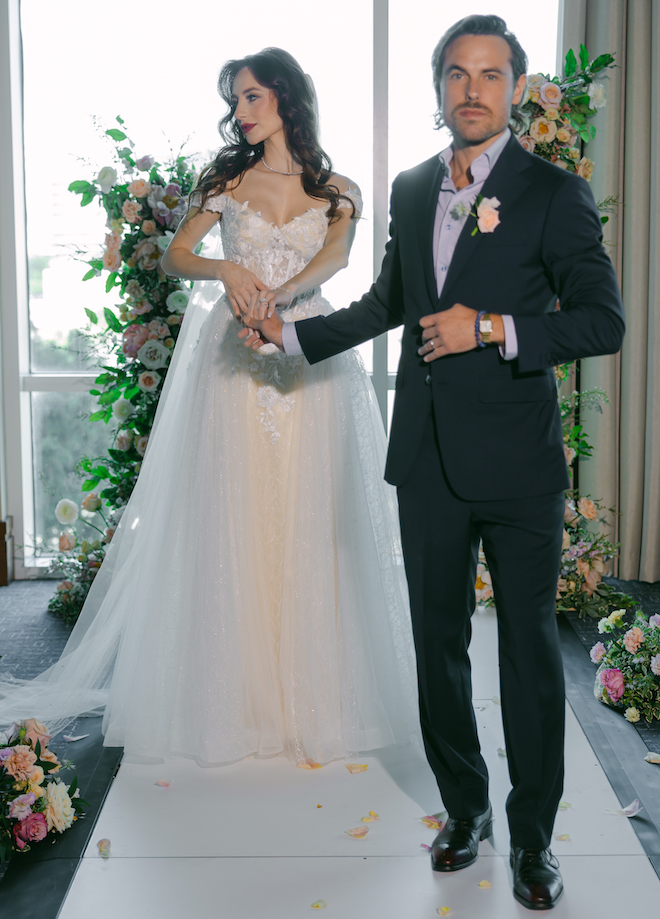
(262, 157, 303, 176)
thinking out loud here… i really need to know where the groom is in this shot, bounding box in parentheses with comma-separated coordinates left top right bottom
(243, 14, 624, 910)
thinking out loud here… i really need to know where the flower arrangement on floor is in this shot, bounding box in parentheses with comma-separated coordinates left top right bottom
(49, 121, 199, 624)
(591, 610, 660, 722)
(0, 719, 88, 862)
(474, 46, 633, 620)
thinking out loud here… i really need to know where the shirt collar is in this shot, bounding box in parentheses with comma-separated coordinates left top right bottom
(439, 127, 511, 184)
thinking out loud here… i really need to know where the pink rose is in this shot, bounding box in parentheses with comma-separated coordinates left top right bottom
(599, 668, 625, 703)
(133, 238, 157, 262)
(135, 435, 149, 457)
(58, 532, 76, 552)
(131, 299, 153, 316)
(122, 200, 142, 223)
(623, 626, 645, 654)
(127, 178, 152, 198)
(518, 135, 536, 153)
(136, 154, 155, 171)
(539, 81, 563, 109)
(476, 196, 501, 234)
(122, 324, 150, 358)
(12, 812, 48, 850)
(649, 614, 660, 629)
(103, 527, 115, 543)
(589, 642, 606, 663)
(102, 248, 122, 272)
(137, 370, 161, 393)
(9, 792, 36, 820)
(651, 654, 660, 676)
(57, 580, 74, 592)
(147, 320, 169, 338)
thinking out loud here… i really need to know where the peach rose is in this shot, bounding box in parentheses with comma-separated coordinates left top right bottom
(116, 430, 134, 451)
(623, 626, 645, 654)
(22, 719, 51, 751)
(556, 577, 567, 598)
(476, 196, 501, 234)
(539, 81, 563, 109)
(544, 107, 560, 121)
(562, 529, 571, 551)
(141, 219, 158, 235)
(24, 765, 46, 797)
(40, 749, 61, 774)
(577, 497, 598, 521)
(564, 444, 576, 465)
(122, 200, 142, 223)
(4, 745, 38, 782)
(529, 117, 558, 144)
(568, 147, 581, 162)
(135, 435, 149, 457)
(577, 157, 594, 181)
(57, 580, 74, 592)
(82, 493, 102, 512)
(105, 231, 122, 250)
(137, 370, 161, 392)
(102, 248, 122, 272)
(58, 532, 76, 552)
(556, 126, 575, 144)
(127, 178, 152, 198)
(126, 280, 145, 299)
(104, 527, 115, 543)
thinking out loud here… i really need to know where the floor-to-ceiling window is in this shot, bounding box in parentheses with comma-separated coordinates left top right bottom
(2, 0, 559, 575)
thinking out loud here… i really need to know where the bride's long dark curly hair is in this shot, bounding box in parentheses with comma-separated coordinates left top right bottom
(193, 48, 354, 222)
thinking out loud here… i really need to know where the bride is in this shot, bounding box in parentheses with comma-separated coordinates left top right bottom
(0, 48, 419, 767)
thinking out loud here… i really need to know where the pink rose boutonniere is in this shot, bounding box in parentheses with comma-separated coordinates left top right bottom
(471, 195, 501, 236)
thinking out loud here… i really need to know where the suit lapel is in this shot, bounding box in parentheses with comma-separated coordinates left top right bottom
(439, 136, 533, 306)
(416, 157, 446, 305)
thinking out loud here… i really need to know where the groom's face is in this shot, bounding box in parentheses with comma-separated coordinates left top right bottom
(441, 34, 526, 146)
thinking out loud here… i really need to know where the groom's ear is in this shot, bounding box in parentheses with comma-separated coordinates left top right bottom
(512, 73, 527, 107)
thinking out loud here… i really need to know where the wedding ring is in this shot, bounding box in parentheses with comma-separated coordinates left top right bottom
(259, 298, 268, 304)
(429, 339, 434, 350)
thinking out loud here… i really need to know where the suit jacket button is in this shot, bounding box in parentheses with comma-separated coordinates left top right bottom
(425, 374, 432, 385)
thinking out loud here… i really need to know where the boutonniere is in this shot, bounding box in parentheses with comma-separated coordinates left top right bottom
(470, 194, 501, 236)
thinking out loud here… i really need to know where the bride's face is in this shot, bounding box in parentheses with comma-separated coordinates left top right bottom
(232, 67, 284, 145)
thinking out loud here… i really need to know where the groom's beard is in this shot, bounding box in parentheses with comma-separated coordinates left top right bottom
(446, 104, 506, 147)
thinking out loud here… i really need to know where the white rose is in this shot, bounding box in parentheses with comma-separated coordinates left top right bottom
(44, 780, 75, 833)
(156, 231, 175, 253)
(55, 499, 79, 526)
(137, 370, 161, 392)
(96, 166, 117, 194)
(166, 290, 190, 314)
(136, 340, 170, 369)
(526, 73, 546, 92)
(112, 398, 135, 422)
(587, 82, 607, 109)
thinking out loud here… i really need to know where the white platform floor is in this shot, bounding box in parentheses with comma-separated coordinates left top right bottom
(58, 606, 660, 918)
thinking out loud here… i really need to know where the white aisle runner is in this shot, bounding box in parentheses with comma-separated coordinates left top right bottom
(58, 608, 660, 918)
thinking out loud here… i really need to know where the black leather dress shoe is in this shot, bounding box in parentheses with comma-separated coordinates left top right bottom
(510, 847, 563, 910)
(430, 805, 493, 871)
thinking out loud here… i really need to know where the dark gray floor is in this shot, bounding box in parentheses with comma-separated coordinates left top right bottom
(0, 580, 72, 680)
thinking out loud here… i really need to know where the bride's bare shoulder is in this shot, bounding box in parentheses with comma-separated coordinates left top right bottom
(328, 173, 361, 195)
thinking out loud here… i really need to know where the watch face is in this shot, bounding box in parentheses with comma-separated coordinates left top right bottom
(480, 319, 493, 334)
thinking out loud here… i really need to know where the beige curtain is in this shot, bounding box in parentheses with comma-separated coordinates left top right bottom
(558, 0, 660, 581)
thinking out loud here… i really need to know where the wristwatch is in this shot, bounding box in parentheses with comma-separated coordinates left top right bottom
(479, 313, 493, 344)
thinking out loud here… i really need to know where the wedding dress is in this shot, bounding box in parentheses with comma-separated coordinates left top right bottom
(0, 188, 420, 766)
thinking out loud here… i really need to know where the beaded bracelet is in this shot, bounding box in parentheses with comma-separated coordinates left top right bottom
(475, 310, 486, 348)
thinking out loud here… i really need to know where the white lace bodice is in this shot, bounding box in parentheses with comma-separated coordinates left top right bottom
(196, 187, 362, 320)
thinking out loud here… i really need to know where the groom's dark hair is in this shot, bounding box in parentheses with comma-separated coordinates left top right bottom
(431, 15, 528, 130)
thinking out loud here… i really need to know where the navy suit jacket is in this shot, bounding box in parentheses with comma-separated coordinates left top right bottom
(295, 135, 625, 499)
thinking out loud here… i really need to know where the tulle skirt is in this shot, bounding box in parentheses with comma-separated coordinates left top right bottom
(0, 281, 419, 766)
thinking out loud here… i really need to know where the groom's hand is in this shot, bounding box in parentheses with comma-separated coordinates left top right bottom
(418, 304, 503, 361)
(238, 312, 285, 351)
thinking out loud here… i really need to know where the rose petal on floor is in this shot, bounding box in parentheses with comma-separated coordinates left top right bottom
(478, 880, 492, 888)
(497, 747, 507, 757)
(420, 843, 431, 851)
(63, 734, 90, 742)
(345, 825, 369, 838)
(644, 752, 660, 765)
(491, 696, 500, 705)
(361, 810, 380, 823)
(317, 804, 322, 808)
(437, 908, 451, 916)
(154, 780, 171, 787)
(554, 833, 570, 841)
(311, 901, 327, 909)
(558, 801, 572, 810)
(297, 762, 322, 770)
(421, 816, 444, 830)
(606, 798, 643, 817)
(97, 838, 111, 858)
(345, 764, 368, 773)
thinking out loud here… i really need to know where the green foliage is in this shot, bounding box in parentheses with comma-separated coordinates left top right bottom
(594, 611, 660, 721)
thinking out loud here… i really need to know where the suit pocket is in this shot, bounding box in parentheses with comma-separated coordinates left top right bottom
(480, 372, 555, 403)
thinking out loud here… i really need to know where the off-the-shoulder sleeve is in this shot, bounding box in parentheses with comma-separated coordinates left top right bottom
(189, 192, 229, 215)
(337, 184, 363, 217)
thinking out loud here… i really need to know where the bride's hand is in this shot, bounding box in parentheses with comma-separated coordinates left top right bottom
(217, 262, 268, 320)
(238, 312, 285, 350)
(247, 286, 295, 322)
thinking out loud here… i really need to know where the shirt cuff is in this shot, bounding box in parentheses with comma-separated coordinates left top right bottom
(498, 314, 518, 361)
(281, 321, 304, 356)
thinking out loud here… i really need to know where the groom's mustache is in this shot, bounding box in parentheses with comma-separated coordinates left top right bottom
(454, 103, 490, 115)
